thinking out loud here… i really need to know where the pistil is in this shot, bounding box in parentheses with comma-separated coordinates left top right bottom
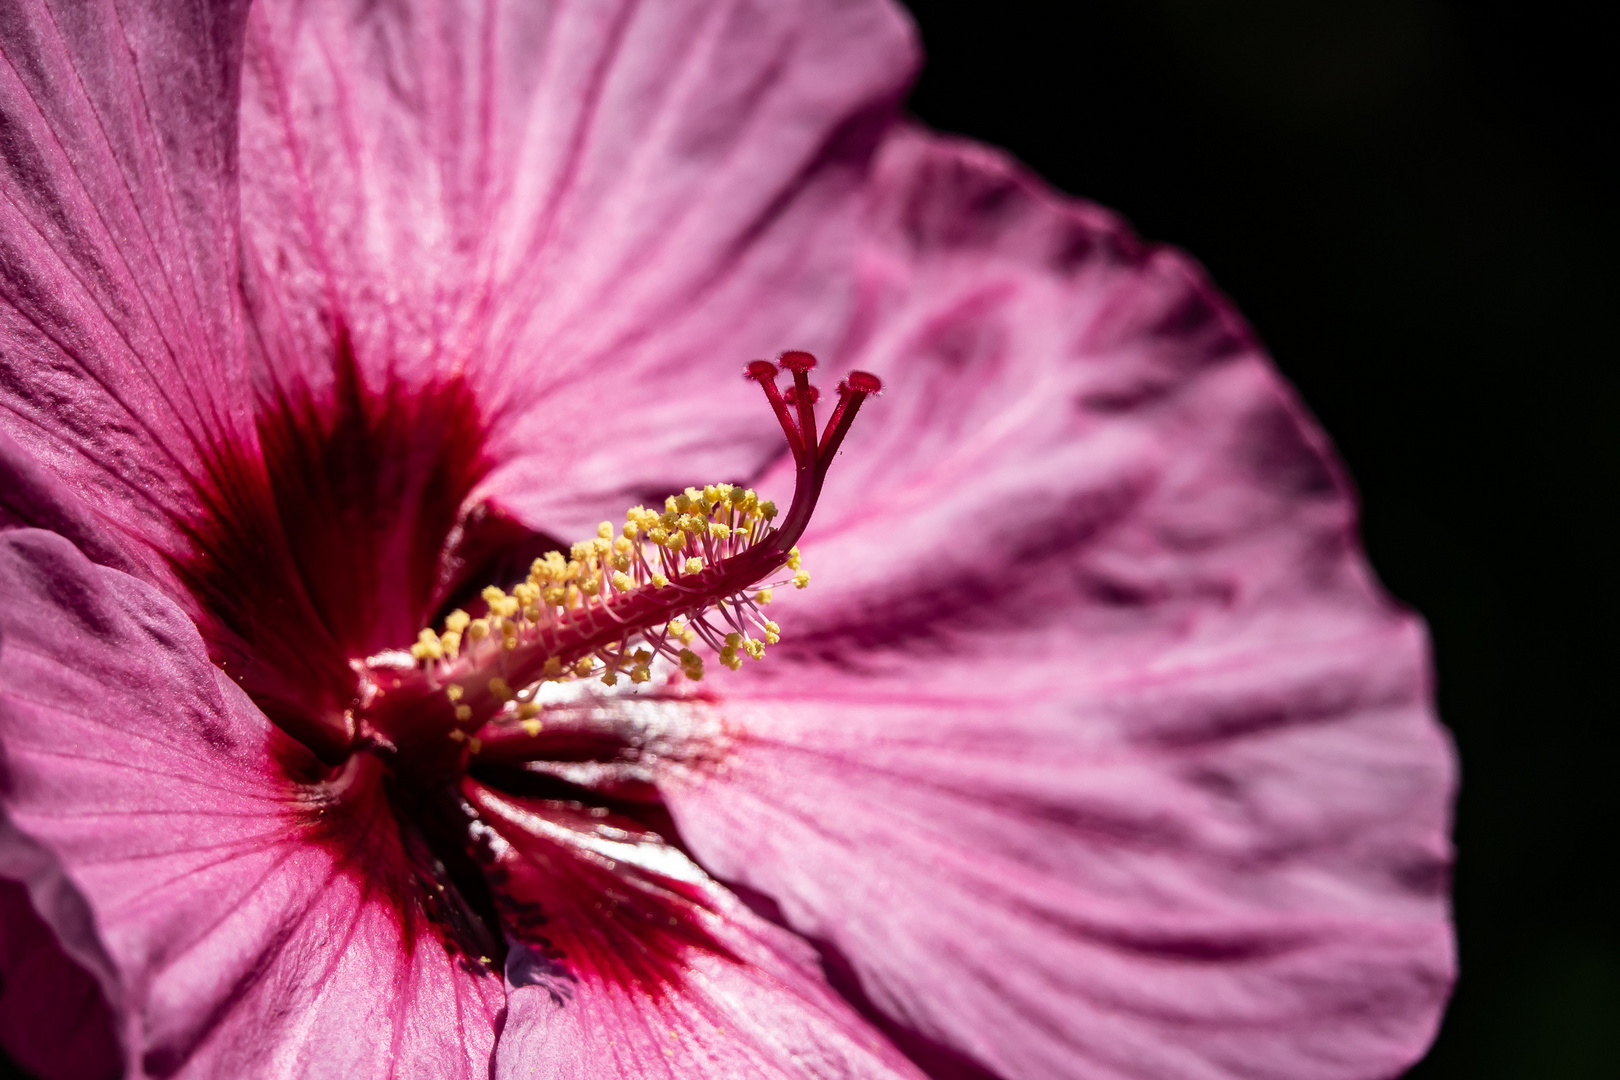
(354, 354, 879, 773)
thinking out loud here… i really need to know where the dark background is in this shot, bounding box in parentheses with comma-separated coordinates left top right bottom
(3, 2, 1614, 1078)
(895, 0, 1617, 1077)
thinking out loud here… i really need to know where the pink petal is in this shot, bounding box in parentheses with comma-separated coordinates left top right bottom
(661, 130, 1457, 1080)
(237, 0, 917, 540)
(0, 0, 260, 585)
(0, 529, 503, 1078)
(0, 427, 132, 575)
(0, 876, 120, 1080)
(465, 781, 926, 1080)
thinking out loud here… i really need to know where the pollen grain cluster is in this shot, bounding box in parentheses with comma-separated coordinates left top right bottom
(408, 486, 800, 733)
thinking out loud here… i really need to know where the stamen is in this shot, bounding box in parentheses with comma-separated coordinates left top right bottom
(360, 353, 881, 755)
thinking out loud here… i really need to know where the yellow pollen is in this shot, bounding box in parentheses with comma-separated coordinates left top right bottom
(521, 718, 543, 737)
(410, 628, 443, 660)
(572, 657, 593, 676)
(468, 737, 482, 755)
(467, 618, 490, 642)
(444, 609, 470, 633)
(454, 704, 472, 721)
(482, 586, 520, 619)
(488, 678, 513, 702)
(448, 729, 466, 742)
(517, 701, 541, 720)
(786, 546, 801, 570)
(684, 557, 704, 575)
(651, 572, 669, 588)
(543, 657, 563, 677)
(754, 588, 773, 605)
(445, 684, 464, 702)
(793, 570, 810, 589)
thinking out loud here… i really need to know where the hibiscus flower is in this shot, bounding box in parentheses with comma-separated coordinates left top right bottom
(0, 0, 1456, 1078)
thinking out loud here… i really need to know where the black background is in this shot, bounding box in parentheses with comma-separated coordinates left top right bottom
(4, 2, 1615, 1078)
(896, 0, 1617, 1077)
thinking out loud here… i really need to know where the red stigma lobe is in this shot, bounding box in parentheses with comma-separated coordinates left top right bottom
(775, 350, 817, 373)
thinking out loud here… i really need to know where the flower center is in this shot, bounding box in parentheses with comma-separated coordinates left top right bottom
(353, 352, 879, 780)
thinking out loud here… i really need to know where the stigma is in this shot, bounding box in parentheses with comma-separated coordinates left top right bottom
(355, 353, 879, 763)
